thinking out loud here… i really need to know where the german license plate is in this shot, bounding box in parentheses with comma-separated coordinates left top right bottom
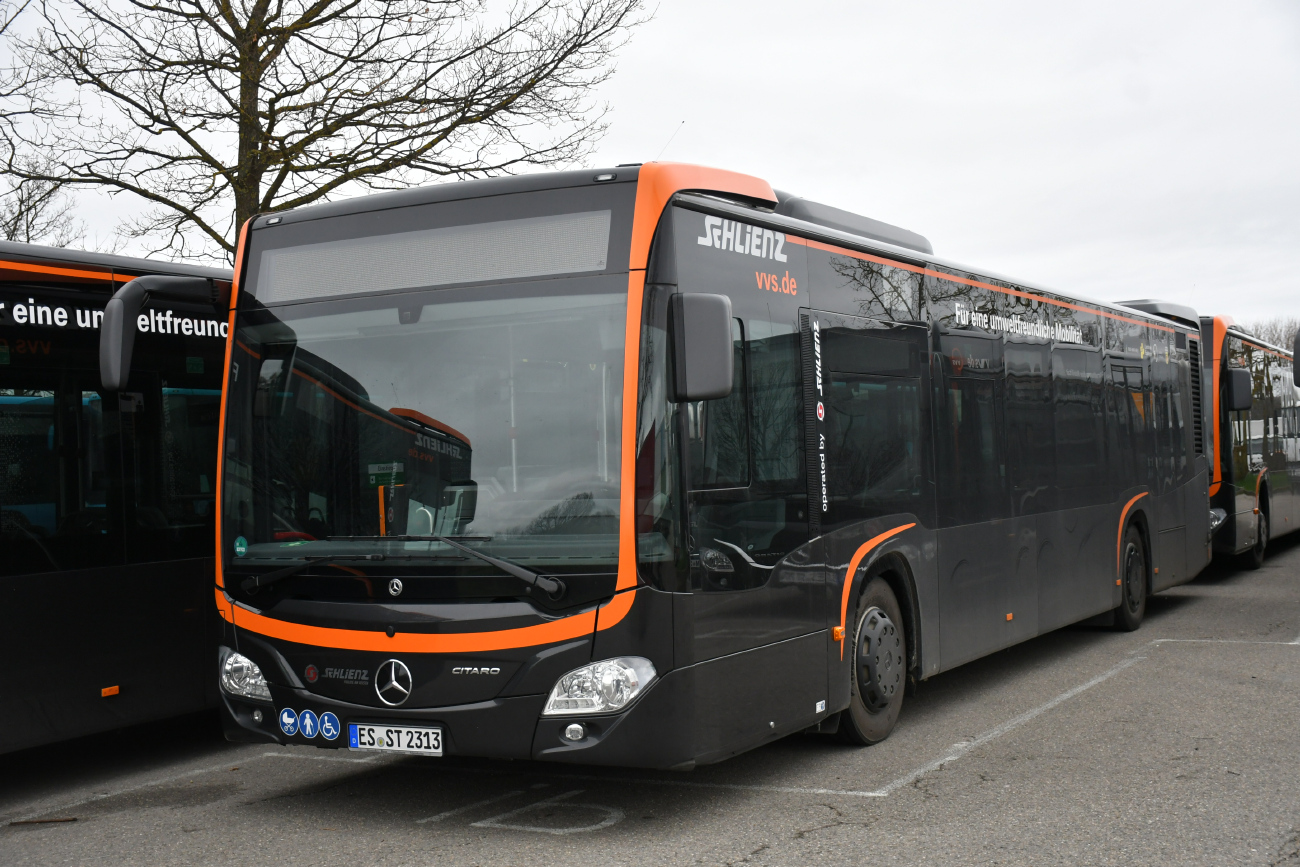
(348, 723, 443, 755)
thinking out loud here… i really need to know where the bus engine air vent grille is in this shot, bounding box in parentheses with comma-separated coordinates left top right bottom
(1188, 337, 1204, 455)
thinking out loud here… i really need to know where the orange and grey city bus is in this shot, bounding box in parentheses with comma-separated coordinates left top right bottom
(0, 241, 230, 754)
(1196, 316, 1299, 567)
(125, 164, 1218, 766)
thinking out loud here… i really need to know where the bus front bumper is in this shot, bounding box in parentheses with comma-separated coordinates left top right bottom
(219, 667, 694, 770)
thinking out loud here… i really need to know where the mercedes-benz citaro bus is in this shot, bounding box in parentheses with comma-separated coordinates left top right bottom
(1193, 316, 1299, 568)
(0, 241, 230, 754)
(200, 163, 1217, 768)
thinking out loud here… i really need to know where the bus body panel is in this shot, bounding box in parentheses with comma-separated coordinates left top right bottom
(0, 245, 230, 754)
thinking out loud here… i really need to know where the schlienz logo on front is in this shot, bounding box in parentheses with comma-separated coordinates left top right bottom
(697, 216, 788, 262)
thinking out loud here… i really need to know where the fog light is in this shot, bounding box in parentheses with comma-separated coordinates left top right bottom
(543, 657, 656, 716)
(252, 709, 263, 724)
(564, 723, 586, 741)
(221, 650, 272, 702)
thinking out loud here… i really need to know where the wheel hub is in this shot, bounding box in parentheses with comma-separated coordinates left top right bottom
(855, 606, 902, 713)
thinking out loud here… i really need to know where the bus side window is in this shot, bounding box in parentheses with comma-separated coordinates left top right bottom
(686, 319, 748, 489)
(689, 317, 805, 591)
(0, 377, 121, 577)
(122, 321, 224, 563)
(1005, 343, 1056, 515)
(1054, 347, 1106, 508)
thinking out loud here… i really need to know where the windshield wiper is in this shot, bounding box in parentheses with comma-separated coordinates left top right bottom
(238, 554, 386, 593)
(326, 535, 565, 599)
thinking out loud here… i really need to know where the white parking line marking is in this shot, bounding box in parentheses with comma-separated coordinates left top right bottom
(471, 789, 625, 835)
(869, 654, 1143, 796)
(2, 754, 262, 825)
(260, 750, 379, 764)
(1153, 638, 1300, 647)
(415, 791, 523, 824)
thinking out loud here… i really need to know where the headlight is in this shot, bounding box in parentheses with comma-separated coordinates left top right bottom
(221, 650, 272, 702)
(542, 657, 656, 716)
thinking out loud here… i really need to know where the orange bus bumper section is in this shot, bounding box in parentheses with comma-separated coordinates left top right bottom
(215, 586, 711, 770)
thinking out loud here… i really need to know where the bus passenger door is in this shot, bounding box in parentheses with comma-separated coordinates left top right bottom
(810, 311, 933, 714)
(684, 316, 823, 758)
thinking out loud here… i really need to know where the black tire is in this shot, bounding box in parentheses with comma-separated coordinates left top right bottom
(1114, 525, 1147, 632)
(838, 577, 906, 745)
(1241, 508, 1268, 570)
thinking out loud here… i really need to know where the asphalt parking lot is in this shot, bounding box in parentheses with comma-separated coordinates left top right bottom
(4, 536, 1300, 867)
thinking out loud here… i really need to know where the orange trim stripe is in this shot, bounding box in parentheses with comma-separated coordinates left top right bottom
(214, 220, 251, 589)
(232, 599, 599, 653)
(1209, 316, 1229, 495)
(1116, 492, 1149, 575)
(0, 258, 129, 283)
(614, 270, 645, 594)
(216, 585, 634, 653)
(388, 407, 471, 448)
(629, 162, 775, 271)
(837, 523, 916, 659)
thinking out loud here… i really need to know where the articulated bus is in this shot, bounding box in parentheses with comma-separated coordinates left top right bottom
(183, 163, 1218, 768)
(1197, 317, 1299, 566)
(0, 241, 231, 754)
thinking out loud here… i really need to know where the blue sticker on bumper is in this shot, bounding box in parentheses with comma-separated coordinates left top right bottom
(278, 708, 298, 735)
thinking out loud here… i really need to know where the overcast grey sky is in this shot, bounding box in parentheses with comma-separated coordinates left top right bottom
(66, 0, 1298, 324)
(586, 0, 1300, 323)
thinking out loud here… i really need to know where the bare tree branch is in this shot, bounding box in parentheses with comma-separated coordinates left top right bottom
(1, 0, 645, 260)
(0, 157, 86, 246)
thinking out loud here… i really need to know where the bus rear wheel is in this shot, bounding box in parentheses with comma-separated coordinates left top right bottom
(1242, 508, 1269, 570)
(1114, 525, 1147, 632)
(839, 577, 906, 745)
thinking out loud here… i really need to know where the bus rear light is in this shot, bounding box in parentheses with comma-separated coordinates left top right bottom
(543, 657, 656, 716)
(220, 649, 272, 702)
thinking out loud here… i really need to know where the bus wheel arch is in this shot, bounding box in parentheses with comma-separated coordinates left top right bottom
(864, 552, 922, 683)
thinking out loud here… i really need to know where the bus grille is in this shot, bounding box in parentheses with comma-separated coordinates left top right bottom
(1188, 337, 1204, 455)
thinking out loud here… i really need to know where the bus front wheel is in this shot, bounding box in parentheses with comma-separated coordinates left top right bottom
(1242, 507, 1269, 570)
(1115, 525, 1148, 632)
(839, 577, 906, 745)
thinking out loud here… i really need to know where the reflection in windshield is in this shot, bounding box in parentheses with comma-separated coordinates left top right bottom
(224, 288, 625, 574)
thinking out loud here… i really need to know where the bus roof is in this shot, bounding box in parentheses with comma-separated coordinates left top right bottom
(1224, 322, 1293, 358)
(0, 239, 231, 284)
(246, 162, 1199, 337)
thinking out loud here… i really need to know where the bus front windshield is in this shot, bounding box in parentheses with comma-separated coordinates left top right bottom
(223, 282, 626, 581)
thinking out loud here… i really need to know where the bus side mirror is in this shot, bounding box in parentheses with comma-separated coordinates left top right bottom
(100, 275, 222, 391)
(1226, 367, 1253, 412)
(671, 293, 734, 402)
(442, 481, 477, 534)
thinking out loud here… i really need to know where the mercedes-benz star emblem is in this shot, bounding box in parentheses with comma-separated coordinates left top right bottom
(375, 659, 412, 706)
(388, 578, 403, 597)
